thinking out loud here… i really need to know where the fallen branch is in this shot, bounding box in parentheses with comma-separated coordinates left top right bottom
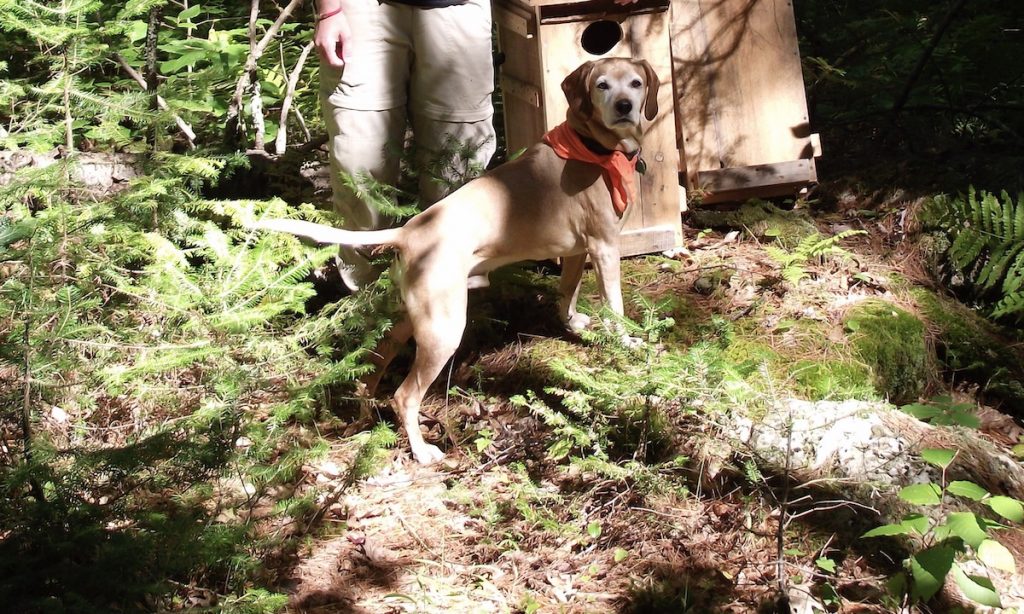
(225, 0, 305, 146)
(275, 40, 315, 155)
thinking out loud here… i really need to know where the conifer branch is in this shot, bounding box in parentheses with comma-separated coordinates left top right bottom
(114, 54, 197, 149)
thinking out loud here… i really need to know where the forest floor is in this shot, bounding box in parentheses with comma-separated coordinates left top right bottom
(242, 177, 1024, 612)
(12, 144, 1024, 613)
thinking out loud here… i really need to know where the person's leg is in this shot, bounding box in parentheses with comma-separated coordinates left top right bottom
(409, 0, 496, 205)
(320, 0, 412, 289)
(321, 103, 405, 288)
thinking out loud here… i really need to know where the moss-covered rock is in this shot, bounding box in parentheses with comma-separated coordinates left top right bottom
(792, 359, 877, 401)
(912, 288, 1024, 413)
(843, 301, 929, 404)
(687, 200, 818, 247)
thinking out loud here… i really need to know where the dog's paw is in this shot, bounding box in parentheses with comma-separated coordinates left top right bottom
(565, 313, 592, 333)
(620, 333, 644, 349)
(411, 443, 445, 465)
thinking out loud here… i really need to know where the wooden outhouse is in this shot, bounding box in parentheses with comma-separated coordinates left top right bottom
(494, 0, 820, 253)
(669, 0, 821, 204)
(494, 0, 684, 257)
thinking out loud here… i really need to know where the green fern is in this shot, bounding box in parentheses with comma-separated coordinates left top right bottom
(765, 230, 866, 284)
(923, 188, 1024, 320)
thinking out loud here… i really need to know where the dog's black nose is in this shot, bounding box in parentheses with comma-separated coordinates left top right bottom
(615, 99, 633, 115)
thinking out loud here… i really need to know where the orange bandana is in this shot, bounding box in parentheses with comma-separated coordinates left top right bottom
(542, 122, 637, 216)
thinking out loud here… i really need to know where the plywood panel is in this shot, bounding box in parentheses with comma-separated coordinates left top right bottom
(671, 0, 814, 188)
(496, 15, 546, 155)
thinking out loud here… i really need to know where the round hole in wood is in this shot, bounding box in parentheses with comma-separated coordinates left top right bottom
(580, 20, 622, 56)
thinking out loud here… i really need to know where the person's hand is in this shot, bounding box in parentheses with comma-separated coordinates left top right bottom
(314, 8, 351, 68)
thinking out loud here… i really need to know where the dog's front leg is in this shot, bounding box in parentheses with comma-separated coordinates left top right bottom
(589, 244, 642, 347)
(558, 254, 590, 332)
(588, 244, 625, 317)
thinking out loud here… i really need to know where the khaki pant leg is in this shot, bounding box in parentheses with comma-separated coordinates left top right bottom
(319, 0, 411, 289)
(321, 103, 405, 289)
(409, 0, 495, 204)
(411, 115, 496, 205)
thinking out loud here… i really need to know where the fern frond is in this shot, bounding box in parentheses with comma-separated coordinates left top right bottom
(925, 188, 1024, 321)
(991, 292, 1024, 320)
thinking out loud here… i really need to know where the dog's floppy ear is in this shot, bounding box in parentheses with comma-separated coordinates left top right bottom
(637, 59, 660, 121)
(561, 61, 596, 119)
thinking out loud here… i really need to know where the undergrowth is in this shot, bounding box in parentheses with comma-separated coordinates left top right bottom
(0, 154, 394, 612)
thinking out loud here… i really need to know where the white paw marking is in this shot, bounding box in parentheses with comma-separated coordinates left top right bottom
(566, 313, 592, 333)
(620, 334, 644, 349)
(411, 443, 445, 465)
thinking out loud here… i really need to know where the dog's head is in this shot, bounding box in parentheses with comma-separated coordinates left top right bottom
(561, 57, 659, 154)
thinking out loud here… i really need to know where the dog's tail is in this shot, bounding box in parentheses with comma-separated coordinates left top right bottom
(248, 219, 401, 247)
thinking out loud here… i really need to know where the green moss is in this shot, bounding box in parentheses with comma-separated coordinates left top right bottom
(688, 200, 818, 247)
(792, 359, 877, 401)
(912, 288, 1024, 411)
(659, 294, 712, 346)
(722, 337, 779, 369)
(843, 301, 928, 404)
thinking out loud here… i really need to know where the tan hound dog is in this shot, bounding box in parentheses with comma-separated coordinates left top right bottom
(253, 58, 659, 464)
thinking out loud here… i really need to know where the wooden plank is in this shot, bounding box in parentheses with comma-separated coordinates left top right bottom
(496, 14, 546, 155)
(537, 0, 670, 23)
(619, 225, 678, 257)
(495, 4, 535, 38)
(499, 73, 541, 107)
(697, 159, 816, 192)
(696, 158, 817, 203)
(671, 0, 814, 185)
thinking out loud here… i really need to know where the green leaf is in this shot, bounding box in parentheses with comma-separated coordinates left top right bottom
(862, 523, 912, 538)
(900, 514, 931, 535)
(952, 564, 1001, 607)
(987, 496, 1024, 523)
(947, 480, 989, 501)
(901, 403, 940, 420)
(977, 539, 1016, 572)
(921, 448, 957, 469)
(815, 557, 837, 573)
(586, 522, 602, 539)
(910, 546, 954, 601)
(899, 483, 942, 506)
(613, 548, 629, 563)
(947, 512, 988, 549)
(178, 4, 202, 21)
(127, 20, 148, 42)
(886, 572, 907, 599)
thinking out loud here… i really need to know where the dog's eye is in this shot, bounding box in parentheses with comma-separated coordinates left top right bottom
(631, 79, 643, 88)
(596, 81, 610, 90)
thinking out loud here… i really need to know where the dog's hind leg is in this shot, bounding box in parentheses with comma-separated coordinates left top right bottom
(393, 281, 468, 465)
(349, 316, 413, 435)
(360, 316, 413, 397)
